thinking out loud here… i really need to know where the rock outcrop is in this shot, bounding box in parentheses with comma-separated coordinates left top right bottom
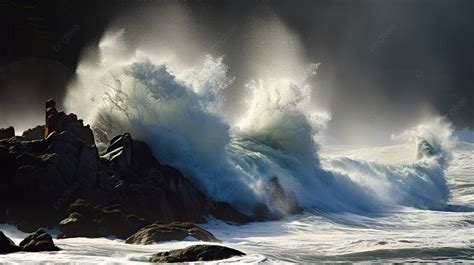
(0, 99, 209, 233)
(125, 222, 219, 244)
(45, 99, 95, 146)
(150, 245, 245, 263)
(0, 129, 99, 231)
(0, 99, 294, 237)
(96, 133, 208, 222)
(0, 127, 14, 141)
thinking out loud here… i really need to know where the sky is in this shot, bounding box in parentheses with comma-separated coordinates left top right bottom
(1, 0, 472, 144)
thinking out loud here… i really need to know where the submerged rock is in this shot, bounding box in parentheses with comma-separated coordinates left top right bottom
(150, 244, 245, 263)
(0, 231, 21, 254)
(19, 229, 60, 252)
(125, 222, 219, 244)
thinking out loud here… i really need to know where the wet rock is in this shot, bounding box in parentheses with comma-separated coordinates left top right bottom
(58, 212, 99, 238)
(0, 99, 211, 232)
(209, 202, 253, 224)
(21, 125, 46, 141)
(0, 231, 21, 254)
(150, 245, 245, 263)
(0, 127, 15, 140)
(101, 134, 207, 223)
(58, 199, 150, 239)
(125, 222, 219, 245)
(265, 176, 303, 217)
(45, 99, 95, 146)
(19, 229, 60, 252)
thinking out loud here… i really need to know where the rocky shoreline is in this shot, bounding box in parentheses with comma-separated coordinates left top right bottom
(0, 99, 302, 262)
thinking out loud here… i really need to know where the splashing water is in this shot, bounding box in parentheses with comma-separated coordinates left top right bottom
(65, 30, 453, 216)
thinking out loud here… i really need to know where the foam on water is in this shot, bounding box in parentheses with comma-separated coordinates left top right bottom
(1, 142, 472, 263)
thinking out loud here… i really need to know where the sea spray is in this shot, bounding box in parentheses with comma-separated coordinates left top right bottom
(65, 29, 453, 215)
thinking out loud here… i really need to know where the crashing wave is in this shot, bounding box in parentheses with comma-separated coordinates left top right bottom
(65, 30, 453, 216)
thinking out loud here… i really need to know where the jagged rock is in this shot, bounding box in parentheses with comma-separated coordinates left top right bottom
(0, 127, 15, 140)
(19, 229, 60, 252)
(265, 177, 303, 217)
(0, 99, 212, 233)
(125, 222, 219, 245)
(21, 125, 46, 141)
(150, 245, 245, 263)
(209, 202, 253, 224)
(45, 99, 95, 146)
(58, 199, 150, 239)
(100, 134, 207, 222)
(0, 231, 21, 254)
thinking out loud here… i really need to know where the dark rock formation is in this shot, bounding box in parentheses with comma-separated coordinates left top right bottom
(0, 99, 281, 237)
(0, 100, 209, 233)
(209, 202, 253, 224)
(0, 127, 15, 141)
(265, 177, 303, 218)
(125, 222, 219, 245)
(0, 129, 99, 231)
(150, 245, 245, 263)
(0, 231, 21, 254)
(44, 99, 95, 146)
(95, 133, 207, 223)
(0, 230, 59, 254)
(19, 229, 60, 252)
(58, 199, 150, 239)
(21, 126, 46, 141)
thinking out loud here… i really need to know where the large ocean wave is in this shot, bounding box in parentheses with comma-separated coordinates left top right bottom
(65, 30, 453, 215)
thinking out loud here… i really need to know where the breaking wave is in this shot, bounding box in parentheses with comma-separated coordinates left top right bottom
(65, 30, 453, 215)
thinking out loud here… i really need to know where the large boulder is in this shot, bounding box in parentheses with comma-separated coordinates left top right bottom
(125, 222, 219, 244)
(0, 231, 21, 254)
(150, 245, 245, 263)
(19, 229, 60, 252)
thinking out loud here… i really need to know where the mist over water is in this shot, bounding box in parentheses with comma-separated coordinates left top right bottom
(64, 5, 457, 216)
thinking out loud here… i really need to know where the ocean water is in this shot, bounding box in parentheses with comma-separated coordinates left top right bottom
(0, 142, 472, 264)
(2, 28, 471, 263)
